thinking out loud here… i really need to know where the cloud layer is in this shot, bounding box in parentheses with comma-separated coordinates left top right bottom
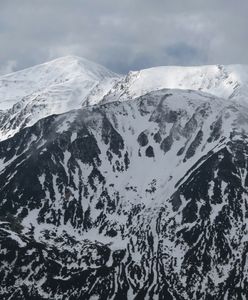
(0, 0, 248, 74)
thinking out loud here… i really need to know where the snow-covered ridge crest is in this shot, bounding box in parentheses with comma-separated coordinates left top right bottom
(103, 64, 248, 104)
(1, 57, 248, 142)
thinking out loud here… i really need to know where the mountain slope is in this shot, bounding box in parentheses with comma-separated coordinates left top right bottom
(1, 89, 248, 299)
(103, 64, 248, 104)
(0, 56, 120, 140)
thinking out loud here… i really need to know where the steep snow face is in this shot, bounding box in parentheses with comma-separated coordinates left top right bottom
(1, 89, 248, 298)
(103, 64, 248, 104)
(0, 56, 120, 140)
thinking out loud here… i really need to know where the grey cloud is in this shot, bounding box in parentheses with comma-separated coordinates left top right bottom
(166, 42, 207, 65)
(0, 0, 247, 75)
(0, 60, 17, 75)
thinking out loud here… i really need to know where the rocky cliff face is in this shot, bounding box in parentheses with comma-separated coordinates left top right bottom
(1, 88, 248, 299)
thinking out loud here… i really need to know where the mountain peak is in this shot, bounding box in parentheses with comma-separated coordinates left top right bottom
(103, 63, 248, 104)
(0, 55, 120, 140)
(1, 55, 117, 78)
(37, 55, 118, 78)
(0, 55, 119, 111)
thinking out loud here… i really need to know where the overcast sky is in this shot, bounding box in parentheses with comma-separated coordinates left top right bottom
(0, 0, 248, 75)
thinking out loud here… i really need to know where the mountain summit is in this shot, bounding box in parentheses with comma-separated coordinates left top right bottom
(0, 56, 120, 140)
(0, 55, 118, 110)
(104, 64, 248, 103)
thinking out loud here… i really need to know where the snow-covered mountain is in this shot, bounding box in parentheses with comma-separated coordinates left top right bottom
(103, 64, 248, 104)
(0, 55, 120, 140)
(1, 88, 248, 299)
(1, 57, 248, 299)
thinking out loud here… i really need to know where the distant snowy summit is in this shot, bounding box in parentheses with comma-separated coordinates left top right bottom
(0, 56, 120, 140)
(103, 64, 248, 103)
(0, 55, 119, 110)
(0, 56, 248, 140)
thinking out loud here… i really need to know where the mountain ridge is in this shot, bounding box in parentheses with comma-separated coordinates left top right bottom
(1, 57, 248, 142)
(103, 63, 248, 104)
